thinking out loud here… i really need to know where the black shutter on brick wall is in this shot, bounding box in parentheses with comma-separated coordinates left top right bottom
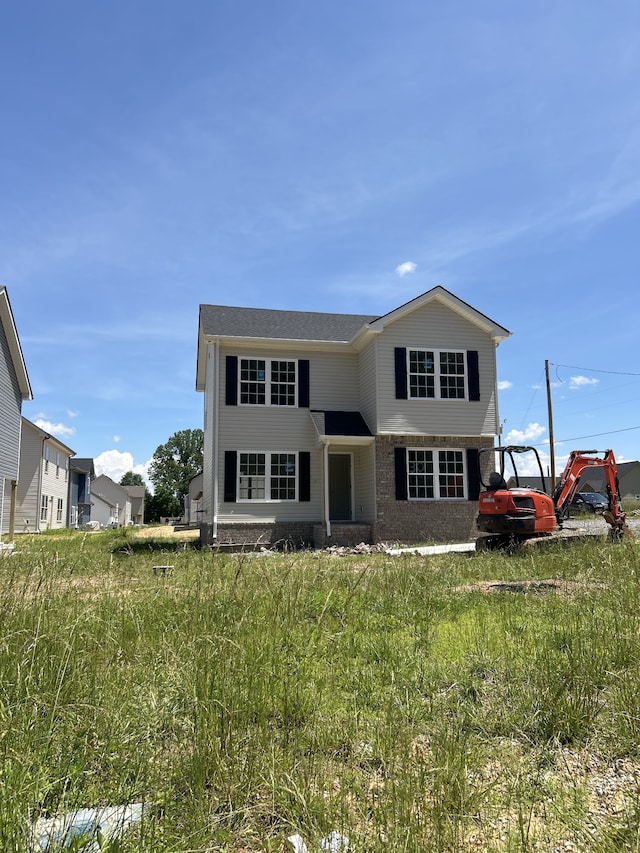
(225, 356, 238, 406)
(467, 350, 480, 401)
(298, 360, 310, 408)
(395, 347, 408, 400)
(223, 451, 237, 502)
(466, 448, 480, 500)
(299, 451, 310, 501)
(394, 447, 408, 500)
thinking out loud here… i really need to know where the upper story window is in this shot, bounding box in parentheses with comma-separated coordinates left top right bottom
(408, 349, 466, 400)
(396, 347, 479, 403)
(239, 358, 297, 406)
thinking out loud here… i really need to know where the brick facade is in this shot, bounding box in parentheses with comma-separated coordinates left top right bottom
(372, 434, 494, 545)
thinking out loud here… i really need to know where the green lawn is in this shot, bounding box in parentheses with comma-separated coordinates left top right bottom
(3, 528, 640, 851)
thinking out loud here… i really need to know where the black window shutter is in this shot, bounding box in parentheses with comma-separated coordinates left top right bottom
(467, 350, 480, 401)
(466, 448, 480, 500)
(394, 447, 408, 500)
(223, 451, 237, 502)
(298, 360, 310, 408)
(299, 451, 310, 501)
(394, 347, 407, 400)
(225, 356, 238, 405)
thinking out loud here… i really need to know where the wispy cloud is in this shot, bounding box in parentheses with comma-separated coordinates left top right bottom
(569, 375, 599, 389)
(396, 261, 417, 277)
(34, 418, 76, 439)
(498, 380, 513, 390)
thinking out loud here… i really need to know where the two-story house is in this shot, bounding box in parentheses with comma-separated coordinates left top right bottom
(17, 418, 75, 532)
(0, 287, 33, 539)
(91, 475, 132, 527)
(196, 286, 511, 547)
(68, 457, 95, 528)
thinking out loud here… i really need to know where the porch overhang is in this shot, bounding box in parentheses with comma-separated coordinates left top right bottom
(309, 410, 375, 446)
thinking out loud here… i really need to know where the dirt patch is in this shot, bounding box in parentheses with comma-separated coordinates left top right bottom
(455, 578, 604, 597)
(131, 526, 199, 541)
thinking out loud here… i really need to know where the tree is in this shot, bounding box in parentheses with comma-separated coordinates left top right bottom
(148, 429, 204, 511)
(145, 487, 182, 523)
(120, 471, 145, 487)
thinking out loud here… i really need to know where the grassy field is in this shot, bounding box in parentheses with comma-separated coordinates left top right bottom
(3, 528, 640, 851)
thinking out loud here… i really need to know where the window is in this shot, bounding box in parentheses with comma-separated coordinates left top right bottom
(239, 358, 297, 406)
(238, 452, 297, 501)
(407, 449, 466, 500)
(57, 498, 63, 522)
(270, 453, 296, 500)
(239, 452, 265, 499)
(407, 349, 467, 400)
(40, 495, 49, 522)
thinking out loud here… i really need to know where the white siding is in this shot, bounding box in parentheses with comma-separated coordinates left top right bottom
(202, 343, 216, 525)
(358, 339, 377, 433)
(376, 302, 499, 437)
(40, 449, 71, 530)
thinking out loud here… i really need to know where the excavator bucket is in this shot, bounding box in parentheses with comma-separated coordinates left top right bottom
(603, 510, 633, 541)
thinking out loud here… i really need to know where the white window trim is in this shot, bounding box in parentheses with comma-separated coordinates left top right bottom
(406, 447, 467, 501)
(238, 357, 299, 407)
(407, 348, 468, 401)
(237, 450, 299, 502)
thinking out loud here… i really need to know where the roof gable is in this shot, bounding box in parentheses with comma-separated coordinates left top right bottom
(0, 286, 32, 401)
(362, 286, 511, 344)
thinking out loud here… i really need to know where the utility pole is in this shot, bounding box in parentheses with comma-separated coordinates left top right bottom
(545, 360, 556, 488)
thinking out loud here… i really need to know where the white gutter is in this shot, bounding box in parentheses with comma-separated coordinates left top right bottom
(323, 439, 331, 539)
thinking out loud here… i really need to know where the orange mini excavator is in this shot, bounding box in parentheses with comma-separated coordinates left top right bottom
(476, 445, 630, 549)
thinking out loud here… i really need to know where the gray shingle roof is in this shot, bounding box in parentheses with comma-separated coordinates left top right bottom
(199, 304, 378, 343)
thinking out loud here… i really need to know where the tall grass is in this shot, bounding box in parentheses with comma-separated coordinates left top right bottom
(2, 530, 640, 850)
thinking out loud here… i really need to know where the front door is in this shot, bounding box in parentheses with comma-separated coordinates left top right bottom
(329, 454, 352, 521)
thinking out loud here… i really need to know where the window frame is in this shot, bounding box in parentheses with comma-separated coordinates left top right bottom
(237, 451, 299, 502)
(40, 494, 49, 522)
(238, 358, 298, 407)
(407, 348, 468, 401)
(406, 447, 467, 501)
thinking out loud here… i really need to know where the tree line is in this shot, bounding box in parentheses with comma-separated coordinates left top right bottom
(120, 428, 203, 523)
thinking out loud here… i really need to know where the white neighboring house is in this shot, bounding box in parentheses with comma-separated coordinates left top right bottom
(16, 418, 75, 533)
(0, 287, 33, 539)
(91, 475, 131, 527)
(185, 471, 203, 525)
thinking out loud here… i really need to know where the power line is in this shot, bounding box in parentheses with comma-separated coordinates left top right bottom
(533, 423, 640, 449)
(549, 362, 640, 377)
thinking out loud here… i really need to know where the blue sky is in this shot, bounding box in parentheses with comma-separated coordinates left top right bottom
(2, 1, 640, 484)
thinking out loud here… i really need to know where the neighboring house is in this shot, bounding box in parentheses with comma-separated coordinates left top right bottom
(91, 475, 131, 527)
(16, 418, 75, 533)
(196, 286, 511, 547)
(90, 491, 120, 528)
(577, 461, 640, 500)
(68, 458, 95, 528)
(185, 471, 203, 525)
(0, 287, 33, 538)
(123, 484, 145, 524)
